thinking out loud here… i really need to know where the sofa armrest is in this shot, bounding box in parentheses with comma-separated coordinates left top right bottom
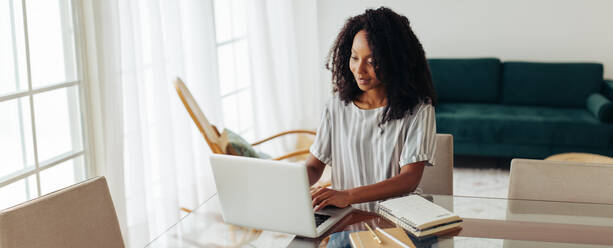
(586, 93, 613, 123)
(604, 79, 613, 101)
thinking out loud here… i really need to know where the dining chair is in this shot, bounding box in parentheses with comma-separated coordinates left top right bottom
(173, 77, 316, 161)
(505, 159, 613, 247)
(508, 158, 613, 204)
(418, 134, 454, 195)
(0, 177, 124, 248)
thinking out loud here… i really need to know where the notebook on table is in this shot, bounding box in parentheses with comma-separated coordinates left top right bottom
(349, 227, 416, 248)
(376, 195, 462, 238)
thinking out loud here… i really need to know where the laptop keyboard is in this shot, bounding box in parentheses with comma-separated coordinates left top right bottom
(314, 214, 331, 227)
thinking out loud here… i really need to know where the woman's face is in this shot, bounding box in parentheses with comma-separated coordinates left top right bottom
(349, 30, 382, 92)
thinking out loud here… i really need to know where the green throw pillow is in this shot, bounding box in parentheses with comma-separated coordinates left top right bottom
(225, 129, 271, 158)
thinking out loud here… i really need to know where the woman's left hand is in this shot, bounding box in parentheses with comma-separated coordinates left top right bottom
(311, 186, 352, 212)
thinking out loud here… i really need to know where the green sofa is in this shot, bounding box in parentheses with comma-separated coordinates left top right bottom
(429, 58, 613, 159)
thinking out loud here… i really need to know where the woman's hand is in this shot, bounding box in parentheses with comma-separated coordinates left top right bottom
(310, 186, 353, 212)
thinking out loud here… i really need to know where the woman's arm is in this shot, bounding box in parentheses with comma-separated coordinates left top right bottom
(311, 161, 426, 211)
(305, 154, 327, 186)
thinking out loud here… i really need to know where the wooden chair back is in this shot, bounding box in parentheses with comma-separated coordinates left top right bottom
(174, 78, 229, 154)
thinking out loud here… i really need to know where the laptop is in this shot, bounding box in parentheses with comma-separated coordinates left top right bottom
(209, 154, 353, 238)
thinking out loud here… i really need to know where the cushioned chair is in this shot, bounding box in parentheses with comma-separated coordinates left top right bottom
(0, 177, 124, 248)
(174, 77, 316, 160)
(418, 134, 454, 195)
(416, 133, 454, 233)
(508, 159, 613, 204)
(505, 159, 613, 247)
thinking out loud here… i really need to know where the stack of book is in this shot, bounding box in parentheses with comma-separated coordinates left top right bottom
(376, 195, 462, 238)
(349, 226, 416, 248)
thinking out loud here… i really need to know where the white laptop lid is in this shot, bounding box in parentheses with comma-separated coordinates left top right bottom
(209, 154, 318, 237)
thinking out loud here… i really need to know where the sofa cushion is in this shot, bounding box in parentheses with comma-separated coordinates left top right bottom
(436, 103, 613, 148)
(453, 141, 613, 159)
(501, 62, 603, 107)
(453, 142, 552, 158)
(428, 58, 501, 103)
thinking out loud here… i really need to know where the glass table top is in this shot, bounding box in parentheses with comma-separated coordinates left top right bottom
(146, 193, 613, 247)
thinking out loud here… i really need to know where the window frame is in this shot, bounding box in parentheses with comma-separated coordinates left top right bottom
(0, 0, 93, 199)
(212, 0, 256, 141)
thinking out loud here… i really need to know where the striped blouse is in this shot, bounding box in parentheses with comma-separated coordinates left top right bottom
(309, 96, 437, 212)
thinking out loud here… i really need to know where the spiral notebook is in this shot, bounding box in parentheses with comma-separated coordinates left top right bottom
(376, 195, 462, 237)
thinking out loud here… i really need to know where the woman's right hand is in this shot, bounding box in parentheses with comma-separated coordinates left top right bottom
(311, 186, 352, 211)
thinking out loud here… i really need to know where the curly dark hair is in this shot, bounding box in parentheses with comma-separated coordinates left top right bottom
(326, 7, 437, 126)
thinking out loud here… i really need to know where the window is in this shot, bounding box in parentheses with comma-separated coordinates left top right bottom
(0, 0, 89, 210)
(213, 0, 255, 141)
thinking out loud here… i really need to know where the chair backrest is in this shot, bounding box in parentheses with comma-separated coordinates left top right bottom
(508, 159, 613, 204)
(418, 134, 454, 195)
(174, 77, 229, 154)
(0, 177, 124, 248)
(504, 159, 613, 248)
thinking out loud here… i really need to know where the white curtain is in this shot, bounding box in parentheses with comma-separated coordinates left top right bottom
(81, 0, 220, 247)
(80, 0, 321, 247)
(247, 0, 322, 154)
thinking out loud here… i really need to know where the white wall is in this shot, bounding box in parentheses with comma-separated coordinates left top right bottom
(316, 0, 613, 98)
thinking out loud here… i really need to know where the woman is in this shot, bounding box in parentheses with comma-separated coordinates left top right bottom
(308, 7, 438, 212)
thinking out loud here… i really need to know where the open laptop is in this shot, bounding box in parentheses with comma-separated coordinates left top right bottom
(209, 154, 352, 238)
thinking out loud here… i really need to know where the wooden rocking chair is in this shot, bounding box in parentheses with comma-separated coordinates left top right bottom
(174, 77, 316, 161)
(174, 78, 336, 215)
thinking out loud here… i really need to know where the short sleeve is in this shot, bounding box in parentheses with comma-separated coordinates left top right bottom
(399, 104, 437, 167)
(309, 102, 333, 165)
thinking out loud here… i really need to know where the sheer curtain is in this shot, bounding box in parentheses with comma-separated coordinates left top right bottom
(80, 0, 320, 246)
(247, 0, 323, 154)
(81, 0, 220, 247)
